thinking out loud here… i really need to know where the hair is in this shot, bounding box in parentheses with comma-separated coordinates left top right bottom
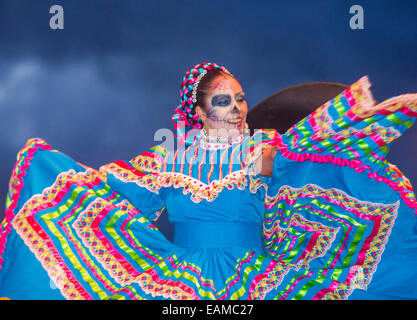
(178, 62, 233, 128)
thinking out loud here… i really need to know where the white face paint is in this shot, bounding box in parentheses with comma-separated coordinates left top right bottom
(201, 76, 248, 138)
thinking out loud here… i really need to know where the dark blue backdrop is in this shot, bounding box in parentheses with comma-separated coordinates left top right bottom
(1, 0, 416, 240)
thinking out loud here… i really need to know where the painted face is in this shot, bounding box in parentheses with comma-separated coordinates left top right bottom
(201, 76, 248, 136)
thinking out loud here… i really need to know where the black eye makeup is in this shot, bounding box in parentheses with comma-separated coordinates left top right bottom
(236, 94, 246, 103)
(210, 93, 246, 108)
(211, 94, 232, 107)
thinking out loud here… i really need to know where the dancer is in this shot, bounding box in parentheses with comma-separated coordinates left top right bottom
(0, 62, 416, 300)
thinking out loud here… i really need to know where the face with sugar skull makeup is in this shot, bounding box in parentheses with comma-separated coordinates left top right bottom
(195, 75, 248, 139)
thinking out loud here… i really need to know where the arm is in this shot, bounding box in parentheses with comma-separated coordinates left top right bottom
(99, 144, 167, 221)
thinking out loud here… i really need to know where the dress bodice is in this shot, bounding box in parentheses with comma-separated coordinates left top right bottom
(160, 132, 266, 225)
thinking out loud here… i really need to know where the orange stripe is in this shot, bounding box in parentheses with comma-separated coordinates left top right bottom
(219, 148, 229, 179)
(180, 143, 194, 174)
(172, 150, 178, 172)
(230, 143, 242, 173)
(179, 150, 185, 174)
(188, 145, 199, 176)
(207, 151, 217, 184)
(198, 149, 207, 181)
(237, 144, 244, 168)
(163, 150, 171, 173)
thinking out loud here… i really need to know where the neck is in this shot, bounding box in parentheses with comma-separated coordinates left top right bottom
(199, 127, 244, 150)
(204, 127, 242, 140)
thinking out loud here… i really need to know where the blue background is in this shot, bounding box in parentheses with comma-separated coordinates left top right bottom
(1, 0, 416, 239)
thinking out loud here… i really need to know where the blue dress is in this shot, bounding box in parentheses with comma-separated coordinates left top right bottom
(1, 76, 417, 300)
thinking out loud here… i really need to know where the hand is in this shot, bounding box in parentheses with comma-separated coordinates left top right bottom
(253, 145, 278, 177)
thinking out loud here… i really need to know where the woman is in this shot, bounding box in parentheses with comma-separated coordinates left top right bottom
(0, 62, 417, 300)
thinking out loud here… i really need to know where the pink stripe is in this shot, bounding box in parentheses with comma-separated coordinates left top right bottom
(0, 141, 52, 269)
(105, 191, 118, 202)
(313, 280, 340, 299)
(248, 260, 279, 299)
(58, 191, 118, 294)
(278, 271, 313, 300)
(294, 230, 320, 263)
(277, 144, 417, 214)
(217, 251, 256, 300)
(165, 256, 216, 291)
(188, 145, 199, 176)
(143, 267, 199, 299)
(116, 287, 137, 299)
(91, 206, 142, 278)
(277, 236, 297, 260)
(24, 181, 93, 299)
(120, 216, 161, 265)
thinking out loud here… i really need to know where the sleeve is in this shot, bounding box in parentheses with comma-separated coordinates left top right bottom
(267, 75, 417, 209)
(258, 76, 417, 299)
(281, 75, 417, 164)
(0, 139, 186, 300)
(99, 144, 168, 222)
